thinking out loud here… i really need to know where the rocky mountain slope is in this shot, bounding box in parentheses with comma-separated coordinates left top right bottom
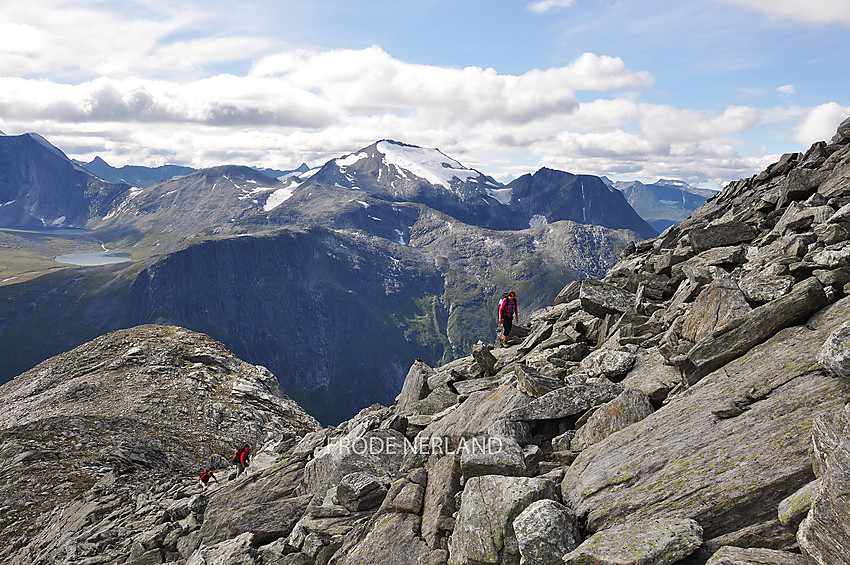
(0, 324, 319, 564)
(76, 156, 310, 188)
(2, 117, 849, 564)
(0, 133, 133, 229)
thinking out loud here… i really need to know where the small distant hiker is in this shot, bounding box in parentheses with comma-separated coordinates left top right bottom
(499, 290, 519, 345)
(233, 444, 252, 477)
(199, 467, 219, 490)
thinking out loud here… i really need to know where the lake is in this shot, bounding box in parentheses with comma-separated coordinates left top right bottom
(54, 252, 132, 266)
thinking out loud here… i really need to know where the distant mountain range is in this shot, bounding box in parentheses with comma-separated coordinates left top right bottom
(75, 155, 311, 188)
(0, 132, 660, 423)
(605, 178, 716, 233)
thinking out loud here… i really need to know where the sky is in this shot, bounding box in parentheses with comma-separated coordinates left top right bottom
(1, 0, 849, 188)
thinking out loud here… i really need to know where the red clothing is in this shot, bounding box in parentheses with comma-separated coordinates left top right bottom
(499, 297, 517, 318)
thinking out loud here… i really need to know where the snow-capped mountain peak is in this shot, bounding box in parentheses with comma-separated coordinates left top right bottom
(375, 140, 481, 190)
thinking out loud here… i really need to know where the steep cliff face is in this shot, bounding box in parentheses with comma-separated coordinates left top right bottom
(131, 227, 449, 424)
(0, 211, 639, 425)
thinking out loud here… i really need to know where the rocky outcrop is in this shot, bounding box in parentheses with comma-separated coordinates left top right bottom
(0, 325, 318, 564)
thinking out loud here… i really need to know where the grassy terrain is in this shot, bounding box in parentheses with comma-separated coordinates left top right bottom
(0, 229, 104, 284)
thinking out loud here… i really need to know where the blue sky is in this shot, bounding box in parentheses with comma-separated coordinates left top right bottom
(0, 0, 848, 187)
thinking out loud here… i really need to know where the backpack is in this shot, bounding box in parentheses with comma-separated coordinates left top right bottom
(200, 469, 211, 481)
(498, 292, 509, 315)
(232, 449, 242, 464)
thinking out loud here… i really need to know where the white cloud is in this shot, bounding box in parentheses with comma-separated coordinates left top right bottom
(0, 22, 49, 54)
(777, 84, 796, 95)
(0, 0, 836, 191)
(526, 0, 576, 14)
(792, 103, 850, 145)
(0, 40, 818, 189)
(638, 105, 760, 144)
(719, 0, 850, 26)
(0, 46, 658, 173)
(0, 2, 269, 79)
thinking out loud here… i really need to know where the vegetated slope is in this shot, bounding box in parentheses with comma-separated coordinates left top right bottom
(2, 117, 850, 565)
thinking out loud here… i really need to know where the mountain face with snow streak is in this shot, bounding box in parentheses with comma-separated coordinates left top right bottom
(506, 168, 658, 240)
(263, 140, 657, 237)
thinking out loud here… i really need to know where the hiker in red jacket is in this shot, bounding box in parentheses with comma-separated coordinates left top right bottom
(199, 467, 219, 490)
(499, 290, 519, 346)
(233, 444, 252, 477)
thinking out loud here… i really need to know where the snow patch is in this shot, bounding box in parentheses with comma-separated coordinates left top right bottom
(1, 200, 16, 206)
(394, 228, 407, 245)
(659, 200, 679, 206)
(336, 152, 368, 168)
(529, 215, 548, 229)
(369, 215, 382, 221)
(357, 200, 370, 208)
(487, 187, 513, 205)
(377, 141, 478, 190)
(264, 187, 296, 211)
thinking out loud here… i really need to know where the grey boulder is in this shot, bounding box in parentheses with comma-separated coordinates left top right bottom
(513, 499, 581, 565)
(817, 321, 850, 379)
(580, 348, 636, 380)
(704, 546, 811, 565)
(505, 383, 624, 422)
(570, 388, 654, 451)
(797, 439, 850, 565)
(562, 518, 702, 565)
(579, 277, 636, 318)
(448, 475, 557, 565)
(336, 472, 388, 512)
(460, 435, 527, 479)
